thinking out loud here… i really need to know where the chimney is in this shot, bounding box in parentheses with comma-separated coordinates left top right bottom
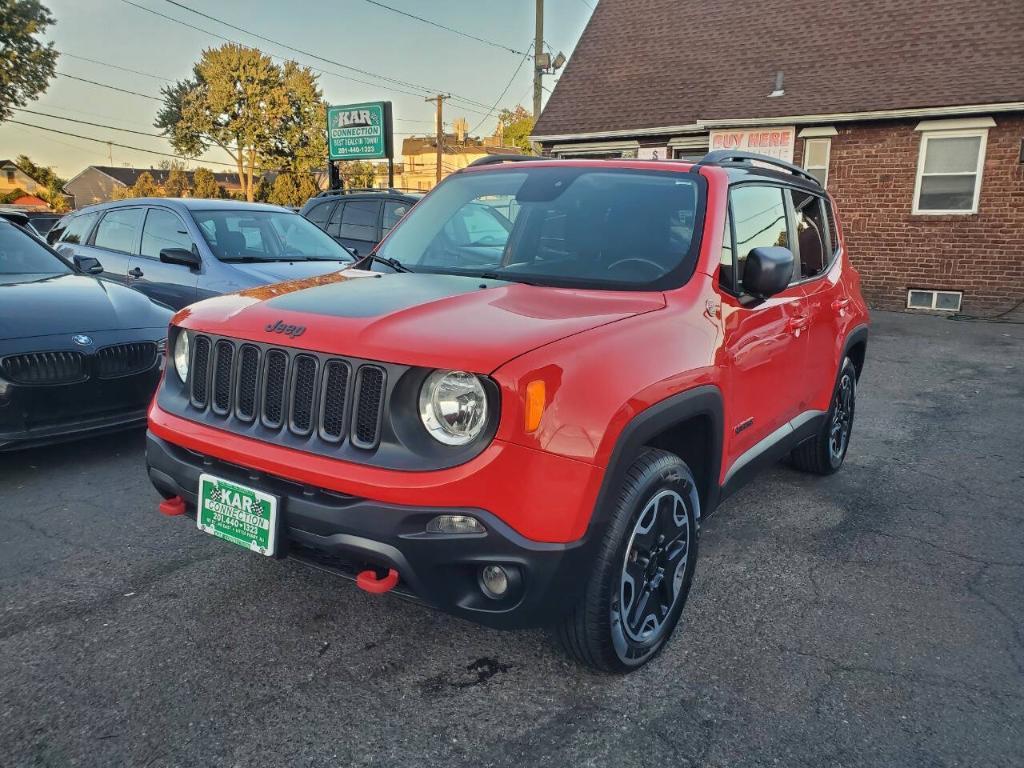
(454, 117, 469, 143)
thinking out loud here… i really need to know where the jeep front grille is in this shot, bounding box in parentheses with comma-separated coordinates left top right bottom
(187, 334, 389, 450)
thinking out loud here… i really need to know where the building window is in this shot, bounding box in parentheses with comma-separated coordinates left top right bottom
(912, 130, 987, 214)
(802, 138, 830, 187)
(907, 289, 963, 312)
(5, 169, 14, 183)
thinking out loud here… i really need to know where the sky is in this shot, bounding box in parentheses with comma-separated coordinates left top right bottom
(1, 0, 595, 180)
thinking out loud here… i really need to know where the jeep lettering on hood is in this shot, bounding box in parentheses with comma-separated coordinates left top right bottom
(172, 269, 666, 373)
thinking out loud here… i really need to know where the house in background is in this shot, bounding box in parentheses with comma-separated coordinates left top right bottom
(63, 166, 244, 207)
(0, 159, 51, 208)
(397, 119, 523, 191)
(531, 0, 1023, 315)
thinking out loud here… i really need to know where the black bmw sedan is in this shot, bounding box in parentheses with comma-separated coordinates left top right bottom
(0, 219, 172, 450)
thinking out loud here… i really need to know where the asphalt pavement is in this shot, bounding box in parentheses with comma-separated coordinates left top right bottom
(1, 309, 1022, 767)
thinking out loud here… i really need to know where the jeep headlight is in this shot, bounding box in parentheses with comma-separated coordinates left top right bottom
(173, 330, 189, 383)
(418, 370, 488, 445)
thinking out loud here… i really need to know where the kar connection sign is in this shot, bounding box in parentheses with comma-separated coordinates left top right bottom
(327, 101, 393, 161)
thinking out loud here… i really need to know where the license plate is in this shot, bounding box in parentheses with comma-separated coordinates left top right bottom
(197, 473, 278, 557)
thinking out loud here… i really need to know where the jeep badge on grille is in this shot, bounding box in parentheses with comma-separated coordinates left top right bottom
(264, 320, 306, 338)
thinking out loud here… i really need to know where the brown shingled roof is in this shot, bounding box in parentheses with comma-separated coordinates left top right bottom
(534, 0, 1024, 137)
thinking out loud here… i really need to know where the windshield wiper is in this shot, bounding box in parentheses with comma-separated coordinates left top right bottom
(355, 253, 413, 273)
(477, 271, 535, 286)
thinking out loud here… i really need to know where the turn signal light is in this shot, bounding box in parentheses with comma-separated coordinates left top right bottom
(524, 380, 546, 432)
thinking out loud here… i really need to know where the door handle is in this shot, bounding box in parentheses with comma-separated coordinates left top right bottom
(787, 315, 810, 332)
(831, 298, 850, 311)
(128, 267, 144, 279)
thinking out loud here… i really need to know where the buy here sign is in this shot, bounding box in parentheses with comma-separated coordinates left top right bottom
(709, 126, 796, 163)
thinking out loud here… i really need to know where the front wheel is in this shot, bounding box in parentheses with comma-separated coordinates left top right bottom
(555, 448, 700, 672)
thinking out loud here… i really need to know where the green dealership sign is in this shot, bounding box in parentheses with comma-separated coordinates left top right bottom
(327, 101, 393, 161)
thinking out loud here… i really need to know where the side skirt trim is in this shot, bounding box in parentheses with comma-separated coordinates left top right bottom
(720, 409, 827, 497)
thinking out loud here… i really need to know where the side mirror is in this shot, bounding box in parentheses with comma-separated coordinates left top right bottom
(742, 246, 794, 298)
(74, 255, 104, 275)
(349, 247, 360, 257)
(160, 247, 202, 270)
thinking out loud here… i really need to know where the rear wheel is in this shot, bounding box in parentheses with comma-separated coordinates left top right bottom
(791, 357, 857, 475)
(556, 448, 699, 672)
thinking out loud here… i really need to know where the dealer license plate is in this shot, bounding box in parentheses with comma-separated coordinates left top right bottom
(197, 474, 278, 557)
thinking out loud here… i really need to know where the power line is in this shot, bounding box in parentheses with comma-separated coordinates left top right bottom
(5, 119, 244, 168)
(362, 1, 529, 56)
(117, 0, 492, 117)
(59, 52, 172, 82)
(162, 0, 494, 110)
(469, 44, 534, 135)
(12, 108, 166, 138)
(56, 72, 162, 101)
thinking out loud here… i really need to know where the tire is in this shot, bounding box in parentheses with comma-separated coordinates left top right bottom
(791, 357, 857, 475)
(555, 448, 700, 673)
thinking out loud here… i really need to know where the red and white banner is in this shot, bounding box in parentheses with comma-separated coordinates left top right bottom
(709, 126, 796, 163)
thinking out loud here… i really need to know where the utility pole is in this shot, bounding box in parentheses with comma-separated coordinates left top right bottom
(533, 0, 544, 120)
(426, 94, 450, 185)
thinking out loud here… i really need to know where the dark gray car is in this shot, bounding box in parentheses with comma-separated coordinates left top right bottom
(48, 198, 354, 310)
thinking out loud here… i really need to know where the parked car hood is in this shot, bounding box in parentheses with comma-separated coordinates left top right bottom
(173, 269, 666, 372)
(0, 274, 172, 340)
(227, 260, 351, 285)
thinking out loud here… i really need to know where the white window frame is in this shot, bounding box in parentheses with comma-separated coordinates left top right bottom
(911, 128, 988, 215)
(802, 138, 831, 187)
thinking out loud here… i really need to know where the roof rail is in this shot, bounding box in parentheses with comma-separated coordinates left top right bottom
(315, 187, 420, 198)
(693, 150, 820, 186)
(466, 154, 543, 168)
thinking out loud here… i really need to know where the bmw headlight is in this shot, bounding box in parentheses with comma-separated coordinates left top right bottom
(418, 370, 488, 445)
(173, 330, 190, 383)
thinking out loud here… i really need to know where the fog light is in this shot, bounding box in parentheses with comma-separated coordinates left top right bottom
(479, 565, 509, 599)
(425, 514, 485, 535)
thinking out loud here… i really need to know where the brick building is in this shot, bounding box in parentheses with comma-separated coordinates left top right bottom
(531, 0, 1023, 314)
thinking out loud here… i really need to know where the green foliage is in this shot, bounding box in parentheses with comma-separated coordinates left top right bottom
(164, 167, 189, 197)
(0, 0, 58, 122)
(115, 172, 158, 200)
(497, 105, 535, 153)
(266, 173, 321, 207)
(155, 44, 327, 201)
(13, 154, 68, 211)
(252, 175, 272, 203)
(0, 187, 28, 204)
(337, 161, 376, 189)
(191, 167, 223, 199)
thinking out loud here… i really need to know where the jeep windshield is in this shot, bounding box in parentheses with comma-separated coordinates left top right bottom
(191, 210, 354, 263)
(375, 165, 704, 290)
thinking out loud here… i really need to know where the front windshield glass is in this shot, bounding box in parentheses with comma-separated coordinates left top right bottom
(0, 222, 71, 279)
(191, 210, 353, 263)
(376, 166, 703, 289)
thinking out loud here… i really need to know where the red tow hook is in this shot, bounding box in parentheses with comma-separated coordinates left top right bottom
(158, 496, 186, 516)
(356, 568, 400, 594)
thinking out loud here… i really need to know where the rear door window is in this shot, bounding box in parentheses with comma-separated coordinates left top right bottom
(92, 208, 144, 254)
(790, 190, 830, 279)
(326, 202, 345, 238)
(339, 200, 381, 241)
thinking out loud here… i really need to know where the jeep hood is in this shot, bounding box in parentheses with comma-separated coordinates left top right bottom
(173, 270, 665, 372)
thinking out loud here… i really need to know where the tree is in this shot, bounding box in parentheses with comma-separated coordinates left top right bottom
(191, 167, 222, 199)
(497, 105, 535, 153)
(0, 1, 58, 122)
(295, 174, 320, 203)
(14, 154, 68, 211)
(164, 166, 189, 197)
(155, 44, 327, 202)
(268, 173, 299, 206)
(252, 175, 272, 203)
(123, 171, 159, 198)
(337, 161, 375, 189)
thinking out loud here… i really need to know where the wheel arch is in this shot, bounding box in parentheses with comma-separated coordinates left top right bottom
(842, 324, 869, 381)
(587, 386, 724, 541)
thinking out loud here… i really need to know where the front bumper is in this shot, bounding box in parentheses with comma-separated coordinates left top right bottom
(146, 432, 595, 628)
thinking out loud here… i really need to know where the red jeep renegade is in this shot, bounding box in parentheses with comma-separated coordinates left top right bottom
(147, 151, 869, 672)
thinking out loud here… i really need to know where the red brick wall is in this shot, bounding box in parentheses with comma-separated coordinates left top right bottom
(797, 116, 1024, 314)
